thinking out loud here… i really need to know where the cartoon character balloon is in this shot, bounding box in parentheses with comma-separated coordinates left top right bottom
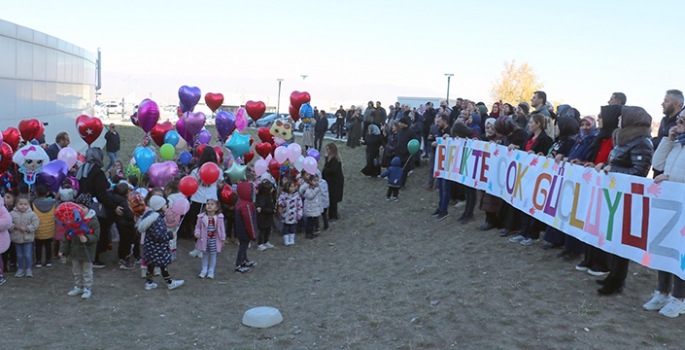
(55, 202, 92, 240)
(12, 144, 50, 186)
(269, 119, 292, 145)
(299, 103, 314, 131)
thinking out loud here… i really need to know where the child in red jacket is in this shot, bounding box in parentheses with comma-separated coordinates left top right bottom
(234, 182, 257, 273)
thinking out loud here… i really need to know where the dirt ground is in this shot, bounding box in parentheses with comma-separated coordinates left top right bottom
(0, 124, 681, 350)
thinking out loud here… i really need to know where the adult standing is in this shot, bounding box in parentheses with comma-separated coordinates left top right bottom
(595, 106, 653, 295)
(373, 101, 387, 127)
(104, 123, 120, 171)
(346, 107, 362, 148)
(421, 102, 436, 158)
(301, 116, 316, 151)
(531, 91, 554, 137)
(76, 148, 118, 268)
(608, 92, 627, 105)
(335, 105, 346, 139)
(360, 124, 384, 177)
(653, 90, 684, 172)
(362, 101, 374, 140)
(46, 132, 70, 161)
(322, 143, 344, 221)
(394, 117, 414, 189)
(314, 110, 328, 152)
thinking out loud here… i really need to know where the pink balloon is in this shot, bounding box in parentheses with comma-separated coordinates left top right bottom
(274, 146, 289, 164)
(303, 156, 318, 174)
(287, 143, 302, 162)
(183, 111, 206, 137)
(147, 161, 178, 187)
(235, 108, 248, 132)
(254, 158, 268, 176)
(172, 197, 190, 216)
(57, 147, 78, 169)
(138, 99, 160, 133)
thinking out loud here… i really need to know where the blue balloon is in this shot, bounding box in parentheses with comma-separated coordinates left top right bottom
(179, 151, 192, 165)
(224, 131, 251, 158)
(299, 103, 313, 120)
(133, 147, 155, 174)
(164, 130, 180, 147)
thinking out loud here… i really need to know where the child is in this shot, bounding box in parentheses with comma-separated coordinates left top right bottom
(380, 156, 403, 202)
(194, 199, 225, 279)
(300, 174, 322, 239)
(58, 178, 76, 202)
(234, 182, 257, 273)
(32, 185, 57, 267)
(136, 195, 184, 291)
(59, 194, 100, 299)
(256, 181, 275, 251)
(10, 195, 39, 277)
(112, 183, 136, 269)
(165, 179, 183, 261)
(277, 180, 303, 246)
(139, 188, 165, 278)
(0, 197, 12, 285)
(1, 192, 17, 272)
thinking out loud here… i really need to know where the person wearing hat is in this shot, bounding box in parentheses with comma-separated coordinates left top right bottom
(136, 195, 184, 291)
(60, 193, 100, 299)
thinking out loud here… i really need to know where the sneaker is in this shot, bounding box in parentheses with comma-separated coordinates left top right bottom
(386, 197, 392, 201)
(587, 269, 609, 277)
(0, 276, 6, 286)
(643, 291, 670, 311)
(520, 238, 539, 246)
(45, 262, 52, 267)
(243, 261, 257, 267)
(135, 257, 142, 265)
(92, 262, 106, 269)
(67, 286, 84, 296)
(454, 201, 465, 208)
(436, 212, 449, 221)
(257, 244, 267, 251)
(575, 261, 591, 271)
(199, 270, 208, 279)
(235, 266, 251, 273)
(658, 297, 685, 318)
(264, 242, 275, 249)
(145, 282, 158, 291)
(431, 209, 441, 217)
(167, 279, 184, 290)
(119, 261, 135, 270)
(508, 235, 525, 243)
(189, 249, 202, 258)
(207, 271, 214, 279)
(34, 262, 42, 268)
(81, 289, 92, 299)
(392, 197, 398, 202)
(25, 269, 33, 277)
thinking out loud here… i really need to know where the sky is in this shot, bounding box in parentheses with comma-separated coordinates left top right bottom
(2, 0, 684, 118)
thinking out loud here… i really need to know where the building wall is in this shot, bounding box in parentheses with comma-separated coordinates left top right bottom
(0, 18, 99, 151)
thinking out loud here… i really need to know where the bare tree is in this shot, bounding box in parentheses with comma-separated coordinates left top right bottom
(491, 60, 543, 104)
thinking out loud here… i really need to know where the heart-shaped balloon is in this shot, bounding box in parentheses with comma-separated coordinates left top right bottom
(18, 119, 44, 143)
(289, 104, 299, 122)
(148, 161, 179, 187)
(255, 142, 272, 159)
(290, 91, 311, 110)
(175, 119, 194, 144)
(235, 108, 248, 132)
(215, 110, 236, 141)
(220, 185, 235, 205)
(138, 99, 160, 133)
(183, 111, 206, 137)
(243, 150, 255, 164)
(150, 121, 174, 147)
(268, 158, 280, 179)
(212, 146, 224, 163)
(0, 142, 14, 172)
(131, 114, 140, 126)
(205, 93, 224, 113)
(245, 100, 266, 122)
(134, 147, 155, 174)
(37, 159, 68, 193)
(178, 85, 201, 113)
(2, 128, 21, 151)
(258, 127, 274, 144)
(75, 115, 103, 146)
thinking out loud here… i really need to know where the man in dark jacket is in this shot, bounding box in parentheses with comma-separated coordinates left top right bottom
(46, 132, 70, 161)
(362, 101, 374, 140)
(104, 124, 120, 171)
(314, 111, 329, 152)
(335, 105, 346, 139)
(421, 102, 436, 158)
(373, 101, 387, 127)
(653, 90, 684, 174)
(395, 117, 414, 189)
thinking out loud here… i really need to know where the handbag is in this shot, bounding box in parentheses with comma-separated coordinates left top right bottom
(91, 201, 108, 220)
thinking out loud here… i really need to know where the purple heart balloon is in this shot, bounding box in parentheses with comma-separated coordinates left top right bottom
(197, 129, 212, 145)
(137, 99, 160, 133)
(183, 111, 206, 137)
(37, 159, 68, 193)
(175, 119, 194, 144)
(178, 86, 201, 113)
(215, 110, 236, 141)
(148, 161, 178, 188)
(306, 148, 320, 162)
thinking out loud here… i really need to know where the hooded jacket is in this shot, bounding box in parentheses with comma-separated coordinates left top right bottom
(59, 209, 100, 261)
(299, 182, 323, 217)
(137, 210, 172, 266)
(608, 106, 653, 177)
(380, 157, 403, 188)
(194, 213, 226, 252)
(234, 182, 257, 241)
(10, 207, 39, 244)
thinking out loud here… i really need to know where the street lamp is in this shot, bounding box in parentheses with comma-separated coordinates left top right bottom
(277, 78, 284, 115)
(301, 75, 308, 80)
(444, 73, 454, 104)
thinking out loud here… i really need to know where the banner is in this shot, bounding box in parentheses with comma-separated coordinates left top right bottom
(434, 137, 685, 279)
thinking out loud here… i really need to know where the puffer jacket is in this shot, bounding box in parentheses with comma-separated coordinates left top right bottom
(0, 203, 12, 254)
(234, 182, 257, 241)
(277, 192, 303, 225)
(319, 178, 330, 209)
(300, 183, 323, 217)
(608, 126, 653, 177)
(59, 209, 100, 262)
(380, 157, 403, 187)
(10, 207, 39, 244)
(653, 138, 685, 183)
(137, 210, 172, 267)
(33, 198, 57, 240)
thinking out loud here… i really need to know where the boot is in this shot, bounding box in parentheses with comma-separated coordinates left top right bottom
(289, 234, 296, 245)
(597, 277, 625, 295)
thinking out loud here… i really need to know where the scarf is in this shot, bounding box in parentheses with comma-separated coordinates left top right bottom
(75, 148, 104, 181)
(368, 124, 381, 135)
(675, 132, 685, 145)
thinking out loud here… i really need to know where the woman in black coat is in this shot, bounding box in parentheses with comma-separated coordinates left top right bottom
(361, 124, 384, 177)
(322, 143, 344, 220)
(76, 147, 117, 267)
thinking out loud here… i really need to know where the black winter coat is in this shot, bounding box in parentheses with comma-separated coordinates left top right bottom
(322, 157, 344, 204)
(608, 126, 653, 177)
(255, 193, 275, 230)
(78, 169, 116, 216)
(528, 131, 554, 155)
(395, 127, 414, 162)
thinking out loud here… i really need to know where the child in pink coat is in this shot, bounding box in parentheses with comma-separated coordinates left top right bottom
(194, 199, 226, 279)
(0, 197, 12, 285)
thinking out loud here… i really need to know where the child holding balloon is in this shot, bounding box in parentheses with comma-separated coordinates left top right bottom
(59, 194, 100, 299)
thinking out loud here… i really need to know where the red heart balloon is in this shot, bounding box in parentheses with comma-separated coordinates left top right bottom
(205, 93, 224, 113)
(150, 121, 174, 147)
(0, 142, 14, 172)
(269, 158, 280, 179)
(255, 142, 272, 159)
(243, 150, 255, 164)
(2, 127, 21, 151)
(258, 127, 274, 144)
(18, 119, 44, 142)
(212, 146, 223, 163)
(249, 135, 254, 146)
(75, 115, 103, 147)
(289, 91, 311, 111)
(220, 185, 235, 205)
(245, 100, 266, 122)
(289, 104, 299, 122)
(196, 144, 207, 157)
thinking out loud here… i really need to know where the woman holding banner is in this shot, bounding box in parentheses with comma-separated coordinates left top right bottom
(641, 112, 685, 317)
(595, 106, 653, 295)
(494, 117, 529, 237)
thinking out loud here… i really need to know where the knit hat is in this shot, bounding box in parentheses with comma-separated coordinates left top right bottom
(74, 193, 93, 208)
(149, 195, 167, 212)
(517, 102, 530, 115)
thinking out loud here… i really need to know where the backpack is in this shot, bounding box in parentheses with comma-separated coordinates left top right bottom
(128, 191, 146, 217)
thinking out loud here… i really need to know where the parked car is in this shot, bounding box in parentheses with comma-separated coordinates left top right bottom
(293, 113, 346, 136)
(103, 102, 122, 115)
(252, 113, 290, 128)
(163, 105, 178, 112)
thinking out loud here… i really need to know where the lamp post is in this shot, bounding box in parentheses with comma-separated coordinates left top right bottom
(301, 75, 308, 80)
(277, 78, 284, 115)
(444, 73, 454, 104)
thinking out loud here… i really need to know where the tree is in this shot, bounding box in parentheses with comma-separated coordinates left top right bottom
(491, 60, 543, 105)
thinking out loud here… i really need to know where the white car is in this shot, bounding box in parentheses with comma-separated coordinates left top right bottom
(103, 102, 122, 115)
